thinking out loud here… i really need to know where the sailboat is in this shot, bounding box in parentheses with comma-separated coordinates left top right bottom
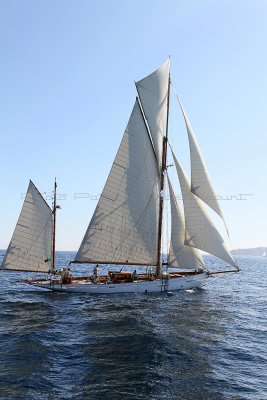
(1, 59, 239, 293)
(262, 251, 266, 257)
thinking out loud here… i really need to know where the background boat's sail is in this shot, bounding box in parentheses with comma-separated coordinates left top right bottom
(135, 58, 170, 166)
(75, 99, 160, 265)
(174, 92, 228, 234)
(1, 181, 53, 272)
(167, 177, 206, 270)
(172, 150, 236, 267)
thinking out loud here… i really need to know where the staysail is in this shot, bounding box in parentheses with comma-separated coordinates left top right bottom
(75, 99, 160, 265)
(167, 177, 206, 270)
(174, 91, 228, 234)
(135, 58, 170, 166)
(171, 150, 236, 267)
(1, 181, 53, 272)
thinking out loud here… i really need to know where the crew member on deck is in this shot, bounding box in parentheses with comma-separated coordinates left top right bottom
(59, 268, 72, 284)
(94, 264, 99, 278)
(132, 270, 137, 280)
(91, 264, 99, 284)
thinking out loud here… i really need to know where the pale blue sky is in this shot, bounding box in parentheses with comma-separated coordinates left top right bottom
(0, 0, 267, 250)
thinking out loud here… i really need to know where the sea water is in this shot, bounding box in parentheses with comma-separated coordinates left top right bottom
(0, 251, 266, 400)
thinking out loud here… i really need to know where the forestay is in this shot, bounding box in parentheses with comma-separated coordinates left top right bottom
(75, 99, 160, 265)
(1, 181, 53, 272)
(167, 177, 206, 270)
(174, 92, 228, 234)
(171, 150, 236, 267)
(135, 58, 170, 166)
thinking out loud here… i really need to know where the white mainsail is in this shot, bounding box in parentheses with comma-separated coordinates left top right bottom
(1, 181, 53, 272)
(75, 99, 160, 265)
(167, 177, 206, 270)
(174, 92, 228, 234)
(171, 150, 236, 267)
(135, 58, 170, 165)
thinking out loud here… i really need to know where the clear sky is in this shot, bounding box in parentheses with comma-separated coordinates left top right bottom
(0, 0, 267, 251)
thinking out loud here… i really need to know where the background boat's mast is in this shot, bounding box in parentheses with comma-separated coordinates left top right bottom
(52, 178, 57, 272)
(156, 72, 171, 277)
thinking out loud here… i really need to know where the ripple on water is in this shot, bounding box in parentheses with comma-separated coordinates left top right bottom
(0, 252, 267, 399)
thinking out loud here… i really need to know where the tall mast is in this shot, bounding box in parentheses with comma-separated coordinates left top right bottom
(156, 71, 171, 277)
(52, 178, 57, 272)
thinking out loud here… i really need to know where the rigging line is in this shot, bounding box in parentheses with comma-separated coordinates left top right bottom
(141, 131, 161, 255)
(164, 91, 173, 259)
(135, 59, 170, 134)
(100, 264, 108, 275)
(163, 177, 171, 264)
(136, 96, 158, 164)
(135, 81, 169, 161)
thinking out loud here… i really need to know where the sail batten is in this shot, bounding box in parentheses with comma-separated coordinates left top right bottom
(1, 181, 53, 273)
(75, 99, 160, 265)
(171, 150, 236, 267)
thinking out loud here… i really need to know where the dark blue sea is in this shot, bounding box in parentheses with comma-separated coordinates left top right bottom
(0, 251, 266, 400)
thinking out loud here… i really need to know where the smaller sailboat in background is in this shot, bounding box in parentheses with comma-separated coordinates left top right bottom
(262, 251, 266, 257)
(1, 59, 240, 294)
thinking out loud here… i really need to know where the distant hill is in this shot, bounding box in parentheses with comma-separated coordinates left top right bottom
(231, 247, 267, 256)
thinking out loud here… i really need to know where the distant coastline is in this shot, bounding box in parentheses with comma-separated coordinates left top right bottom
(231, 247, 267, 256)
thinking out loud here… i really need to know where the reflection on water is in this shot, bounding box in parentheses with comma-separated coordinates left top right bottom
(0, 251, 267, 399)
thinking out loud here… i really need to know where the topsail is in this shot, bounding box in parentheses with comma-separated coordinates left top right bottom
(136, 58, 170, 166)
